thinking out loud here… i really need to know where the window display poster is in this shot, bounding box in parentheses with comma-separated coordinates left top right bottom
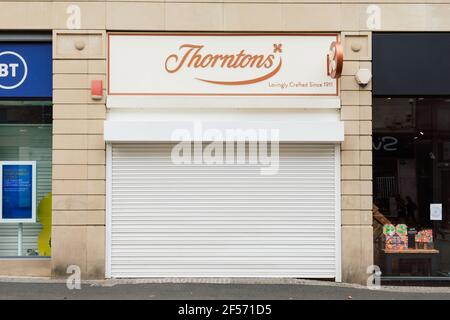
(0, 162, 36, 223)
(430, 203, 442, 221)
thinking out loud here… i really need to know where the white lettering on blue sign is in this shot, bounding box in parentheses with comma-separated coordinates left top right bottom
(0, 51, 28, 90)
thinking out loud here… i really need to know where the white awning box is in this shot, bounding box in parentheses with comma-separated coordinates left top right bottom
(106, 96, 341, 109)
(104, 120, 344, 143)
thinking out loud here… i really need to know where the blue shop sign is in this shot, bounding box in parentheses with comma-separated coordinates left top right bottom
(1, 162, 36, 223)
(0, 42, 52, 98)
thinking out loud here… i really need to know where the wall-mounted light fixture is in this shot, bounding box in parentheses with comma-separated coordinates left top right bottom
(355, 68, 372, 86)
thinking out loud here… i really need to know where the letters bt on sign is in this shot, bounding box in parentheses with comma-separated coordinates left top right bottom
(0, 51, 27, 90)
(108, 34, 340, 96)
(0, 43, 52, 98)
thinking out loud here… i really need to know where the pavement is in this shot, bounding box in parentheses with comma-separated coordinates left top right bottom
(1, 278, 450, 300)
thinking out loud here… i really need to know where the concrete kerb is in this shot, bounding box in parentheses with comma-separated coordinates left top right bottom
(0, 276, 450, 294)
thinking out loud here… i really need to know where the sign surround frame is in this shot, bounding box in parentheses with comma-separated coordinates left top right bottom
(108, 33, 340, 97)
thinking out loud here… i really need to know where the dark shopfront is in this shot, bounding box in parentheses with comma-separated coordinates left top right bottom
(373, 33, 450, 281)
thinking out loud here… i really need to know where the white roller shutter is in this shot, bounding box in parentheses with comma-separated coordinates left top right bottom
(109, 143, 339, 278)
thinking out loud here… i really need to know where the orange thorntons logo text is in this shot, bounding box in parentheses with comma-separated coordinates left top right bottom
(164, 44, 283, 86)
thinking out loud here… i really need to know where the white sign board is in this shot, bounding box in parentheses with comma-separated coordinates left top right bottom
(108, 33, 339, 97)
(430, 203, 442, 221)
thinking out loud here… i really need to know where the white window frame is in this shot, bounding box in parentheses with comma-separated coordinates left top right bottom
(334, 144, 342, 282)
(105, 143, 113, 278)
(0, 161, 37, 224)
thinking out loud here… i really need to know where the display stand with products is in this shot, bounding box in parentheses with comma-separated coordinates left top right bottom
(381, 223, 439, 276)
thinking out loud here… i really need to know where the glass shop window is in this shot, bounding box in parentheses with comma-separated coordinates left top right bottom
(373, 97, 450, 279)
(0, 101, 52, 257)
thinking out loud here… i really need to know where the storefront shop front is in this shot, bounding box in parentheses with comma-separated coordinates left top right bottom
(0, 1, 379, 284)
(0, 35, 53, 268)
(104, 33, 344, 279)
(373, 33, 450, 281)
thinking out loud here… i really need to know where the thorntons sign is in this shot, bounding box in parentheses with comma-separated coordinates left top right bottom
(108, 33, 341, 96)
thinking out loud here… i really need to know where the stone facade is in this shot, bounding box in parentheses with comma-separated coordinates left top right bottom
(1, 0, 447, 284)
(340, 32, 373, 284)
(51, 30, 107, 278)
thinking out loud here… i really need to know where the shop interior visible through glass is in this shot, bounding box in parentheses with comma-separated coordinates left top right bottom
(373, 97, 450, 278)
(0, 101, 52, 257)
